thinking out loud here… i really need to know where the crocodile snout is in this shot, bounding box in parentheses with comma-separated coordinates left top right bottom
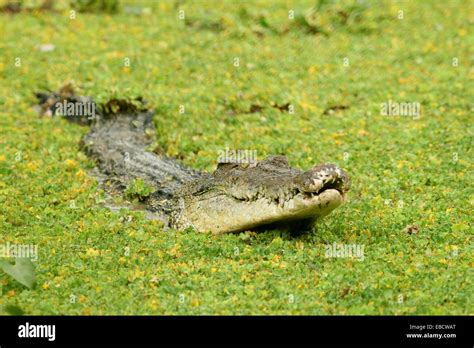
(295, 163, 351, 196)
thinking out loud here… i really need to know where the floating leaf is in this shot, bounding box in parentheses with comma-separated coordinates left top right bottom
(1, 304, 25, 316)
(451, 223, 468, 233)
(0, 258, 36, 289)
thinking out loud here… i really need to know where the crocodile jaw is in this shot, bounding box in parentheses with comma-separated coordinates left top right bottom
(170, 157, 351, 234)
(178, 188, 344, 234)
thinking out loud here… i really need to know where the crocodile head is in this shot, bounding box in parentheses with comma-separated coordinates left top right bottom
(171, 155, 351, 234)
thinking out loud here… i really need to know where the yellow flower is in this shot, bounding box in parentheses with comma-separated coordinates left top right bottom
(86, 248, 100, 257)
(79, 295, 87, 303)
(134, 269, 145, 278)
(107, 51, 123, 59)
(423, 41, 436, 52)
(298, 100, 317, 112)
(398, 77, 411, 84)
(27, 162, 38, 171)
(76, 170, 86, 179)
(65, 159, 77, 169)
(168, 244, 181, 257)
(148, 299, 159, 310)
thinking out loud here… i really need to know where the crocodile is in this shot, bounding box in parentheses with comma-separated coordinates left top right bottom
(35, 88, 351, 234)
